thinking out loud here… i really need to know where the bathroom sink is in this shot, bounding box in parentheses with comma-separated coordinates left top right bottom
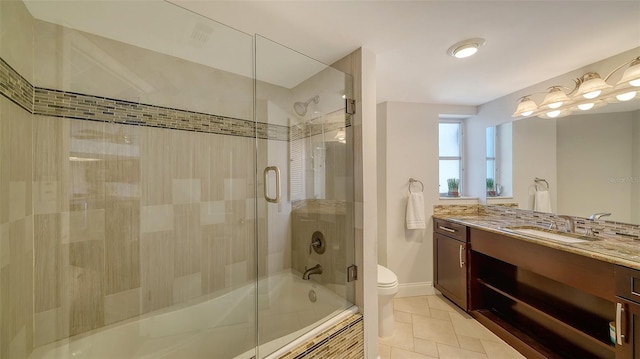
(500, 226, 600, 244)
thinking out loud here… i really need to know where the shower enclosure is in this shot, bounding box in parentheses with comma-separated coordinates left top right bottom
(0, 1, 355, 359)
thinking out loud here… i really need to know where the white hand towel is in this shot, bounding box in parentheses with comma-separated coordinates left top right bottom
(406, 192, 426, 229)
(534, 190, 552, 213)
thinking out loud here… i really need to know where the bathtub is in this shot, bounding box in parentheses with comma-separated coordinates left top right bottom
(29, 271, 355, 359)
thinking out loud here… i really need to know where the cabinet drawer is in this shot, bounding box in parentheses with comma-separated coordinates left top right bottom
(434, 218, 468, 241)
(616, 265, 640, 305)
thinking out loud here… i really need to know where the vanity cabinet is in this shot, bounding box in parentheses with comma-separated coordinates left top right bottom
(433, 218, 469, 310)
(615, 266, 640, 358)
(468, 227, 617, 359)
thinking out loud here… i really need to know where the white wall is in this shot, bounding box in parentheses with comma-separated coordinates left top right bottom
(377, 101, 476, 295)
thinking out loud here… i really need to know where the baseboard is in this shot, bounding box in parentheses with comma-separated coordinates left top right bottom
(396, 281, 435, 297)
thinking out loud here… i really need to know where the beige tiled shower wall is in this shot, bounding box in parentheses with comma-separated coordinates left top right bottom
(0, 1, 36, 358)
(30, 117, 259, 346)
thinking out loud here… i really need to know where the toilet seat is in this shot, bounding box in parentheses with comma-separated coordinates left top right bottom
(377, 264, 399, 337)
(377, 265, 398, 288)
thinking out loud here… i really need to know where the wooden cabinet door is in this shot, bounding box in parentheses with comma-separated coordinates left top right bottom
(434, 232, 467, 309)
(618, 299, 640, 359)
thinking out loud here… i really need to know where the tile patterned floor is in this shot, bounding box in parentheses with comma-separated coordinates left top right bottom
(378, 295, 526, 359)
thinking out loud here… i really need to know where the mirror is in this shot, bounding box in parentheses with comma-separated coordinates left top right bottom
(485, 123, 512, 198)
(509, 107, 640, 225)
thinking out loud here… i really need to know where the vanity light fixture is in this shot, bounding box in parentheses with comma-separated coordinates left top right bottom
(617, 57, 640, 87)
(540, 86, 572, 109)
(578, 102, 595, 111)
(447, 38, 486, 59)
(616, 91, 637, 101)
(512, 55, 640, 119)
(513, 96, 537, 117)
(576, 72, 611, 99)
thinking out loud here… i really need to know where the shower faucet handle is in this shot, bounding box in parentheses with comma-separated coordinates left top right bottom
(308, 231, 326, 255)
(309, 238, 321, 254)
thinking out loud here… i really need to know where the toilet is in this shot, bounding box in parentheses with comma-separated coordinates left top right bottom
(377, 264, 399, 338)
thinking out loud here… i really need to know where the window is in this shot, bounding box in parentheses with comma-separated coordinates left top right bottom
(439, 121, 463, 196)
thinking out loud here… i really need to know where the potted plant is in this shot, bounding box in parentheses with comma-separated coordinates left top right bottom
(447, 178, 459, 197)
(486, 178, 496, 197)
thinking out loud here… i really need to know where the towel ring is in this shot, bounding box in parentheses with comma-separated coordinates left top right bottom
(534, 177, 549, 191)
(409, 178, 424, 193)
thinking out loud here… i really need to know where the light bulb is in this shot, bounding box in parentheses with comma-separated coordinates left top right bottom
(521, 110, 534, 117)
(616, 91, 637, 101)
(578, 103, 594, 111)
(548, 102, 563, 109)
(454, 45, 478, 58)
(583, 90, 601, 99)
(547, 110, 561, 118)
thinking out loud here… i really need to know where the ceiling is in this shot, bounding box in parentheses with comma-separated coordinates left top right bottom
(23, 1, 640, 107)
(171, 0, 640, 106)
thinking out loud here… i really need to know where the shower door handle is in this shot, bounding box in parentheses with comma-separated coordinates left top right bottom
(264, 166, 281, 203)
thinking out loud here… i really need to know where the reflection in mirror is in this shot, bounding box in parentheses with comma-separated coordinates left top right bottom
(291, 111, 348, 200)
(512, 107, 640, 225)
(485, 123, 512, 198)
(556, 108, 640, 224)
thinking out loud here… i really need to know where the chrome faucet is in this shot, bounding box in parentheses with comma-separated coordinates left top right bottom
(557, 215, 575, 233)
(302, 264, 323, 280)
(589, 212, 611, 221)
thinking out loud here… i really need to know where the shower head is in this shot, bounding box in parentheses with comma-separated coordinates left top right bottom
(293, 95, 319, 116)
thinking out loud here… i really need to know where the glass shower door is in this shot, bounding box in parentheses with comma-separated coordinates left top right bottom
(0, 1, 258, 358)
(254, 35, 355, 358)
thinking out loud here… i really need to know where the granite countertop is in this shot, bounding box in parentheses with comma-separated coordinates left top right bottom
(433, 214, 640, 270)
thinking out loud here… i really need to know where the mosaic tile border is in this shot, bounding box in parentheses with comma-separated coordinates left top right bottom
(291, 199, 347, 215)
(484, 205, 640, 241)
(290, 115, 352, 142)
(278, 313, 363, 359)
(0, 56, 289, 141)
(0, 57, 34, 113)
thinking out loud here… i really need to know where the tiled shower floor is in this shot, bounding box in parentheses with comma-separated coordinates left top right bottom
(378, 295, 525, 359)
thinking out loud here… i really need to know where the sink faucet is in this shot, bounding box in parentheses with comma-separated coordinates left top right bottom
(557, 215, 575, 233)
(303, 264, 323, 280)
(589, 212, 611, 221)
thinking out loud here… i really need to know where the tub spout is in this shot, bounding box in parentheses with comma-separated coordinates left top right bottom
(303, 264, 322, 280)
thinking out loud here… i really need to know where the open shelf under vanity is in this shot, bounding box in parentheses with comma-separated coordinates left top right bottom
(468, 228, 617, 359)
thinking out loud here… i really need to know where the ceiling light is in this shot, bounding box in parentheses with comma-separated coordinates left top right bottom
(577, 72, 612, 99)
(447, 38, 486, 59)
(617, 57, 640, 87)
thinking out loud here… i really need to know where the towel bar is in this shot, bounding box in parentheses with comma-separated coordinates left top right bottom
(409, 178, 424, 193)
